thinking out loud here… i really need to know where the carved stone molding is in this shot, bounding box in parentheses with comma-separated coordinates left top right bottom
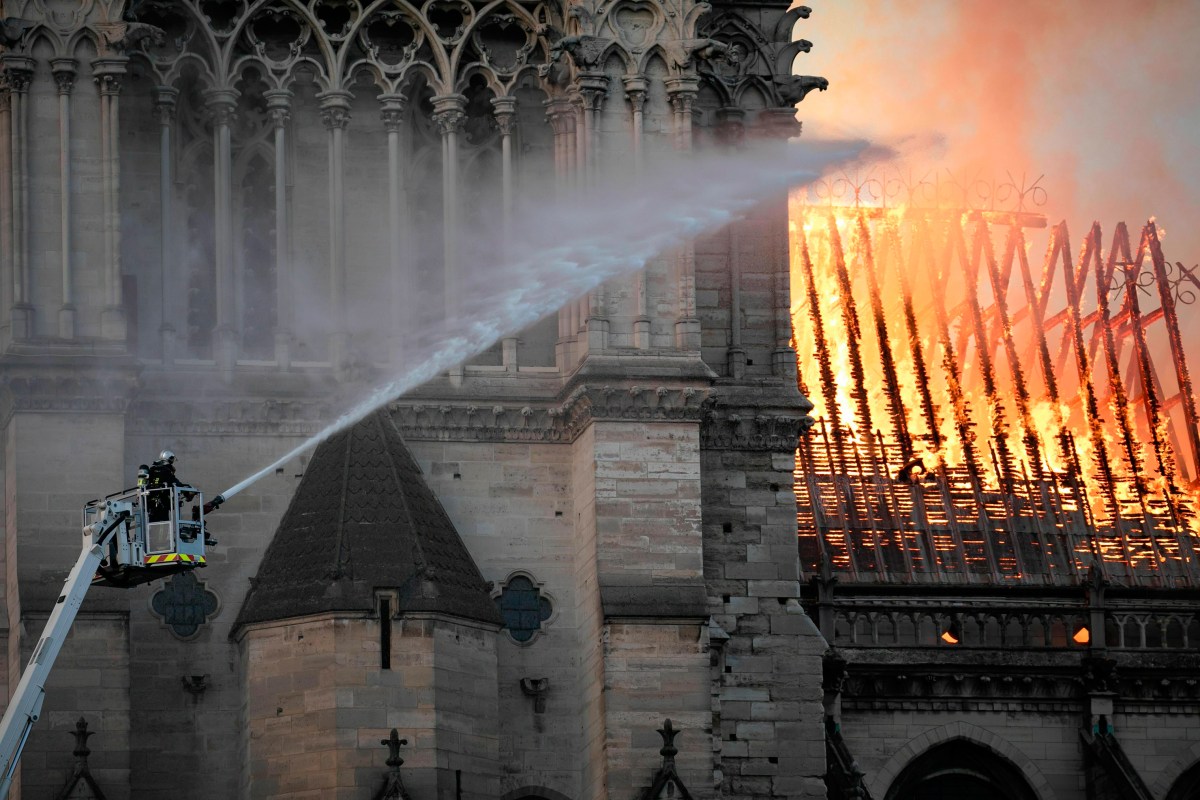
(560, 383, 710, 429)
(0, 372, 138, 424)
(389, 385, 712, 444)
(126, 398, 330, 436)
(701, 405, 811, 452)
(390, 403, 567, 443)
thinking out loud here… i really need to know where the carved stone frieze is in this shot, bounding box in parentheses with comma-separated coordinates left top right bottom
(390, 402, 568, 443)
(389, 385, 712, 443)
(560, 383, 710, 428)
(701, 404, 812, 452)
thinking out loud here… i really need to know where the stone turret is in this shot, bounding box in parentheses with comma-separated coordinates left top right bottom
(234, 412, 502, 799)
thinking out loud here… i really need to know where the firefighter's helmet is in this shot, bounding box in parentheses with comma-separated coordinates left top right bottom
(158, 450, 175, 464)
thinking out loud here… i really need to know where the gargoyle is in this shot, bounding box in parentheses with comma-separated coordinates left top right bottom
(549, 34, 609, 71)
(775, 74, 828, 105)
(793, 38, 813, 53)
(672, 37, 731, 72)
(0, 17, 34, 49)
(98, 21, 166, 53)
(688, 37, 730, 63)
(773, 6, 812, 43)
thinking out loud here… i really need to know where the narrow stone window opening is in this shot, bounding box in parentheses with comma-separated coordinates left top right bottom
(379, 595, 392, 670)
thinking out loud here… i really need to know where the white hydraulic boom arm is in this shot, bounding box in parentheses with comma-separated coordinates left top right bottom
(0, 511, 128, 799)
(0, 477, 211, 799)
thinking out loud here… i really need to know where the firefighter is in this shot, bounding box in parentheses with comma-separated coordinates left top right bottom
(147, 450, 196, 520)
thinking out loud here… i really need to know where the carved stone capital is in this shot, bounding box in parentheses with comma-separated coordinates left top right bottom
(50, 58, 77, 95)
(3, 56, 36, 93)
(490, 95, 517, 136)
(91, 58, 129, 97)
(264, 89, 294, 129)
(665, 76, 700, 113)
(204, 88, 239, 127)
(577, 73, 608, 113)
(379, 92, 407, 133)
(544, 97, 576, 135)
(622, 75, 647, 112)
(753, 107, 802, 140)
(716, 106, 745, 146)
(153, 86, 178, 125)
(431, 93, 468, 136)
(318, 90, 353, 130)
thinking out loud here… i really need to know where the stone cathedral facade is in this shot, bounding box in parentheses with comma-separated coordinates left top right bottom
(0, 1, 827, 798)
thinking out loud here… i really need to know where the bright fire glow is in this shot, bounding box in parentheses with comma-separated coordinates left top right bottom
(792, 200, 1200, 587)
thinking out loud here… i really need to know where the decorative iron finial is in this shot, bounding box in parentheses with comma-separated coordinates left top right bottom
(657, 719, 679, 762)
(381, 729, 408, 769)
(374, 730, 412, 800)
(639, 719, 694, 799)
(71, 717, 94, 762)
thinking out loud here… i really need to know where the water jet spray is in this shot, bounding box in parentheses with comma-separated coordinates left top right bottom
(214, 140, 874, 506)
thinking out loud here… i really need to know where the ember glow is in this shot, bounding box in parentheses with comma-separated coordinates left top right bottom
(791, 199, 1200, 587)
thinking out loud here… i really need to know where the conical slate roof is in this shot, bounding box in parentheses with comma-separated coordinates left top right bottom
(235, 412, 501, 630)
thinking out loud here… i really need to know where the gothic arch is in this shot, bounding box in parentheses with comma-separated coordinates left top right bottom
(868, 723, 1057, 800)
(1154, 741, 1200, 799)
(500, 788, 574, 800)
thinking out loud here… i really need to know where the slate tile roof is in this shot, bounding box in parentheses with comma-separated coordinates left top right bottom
(235, 412, 501, 629)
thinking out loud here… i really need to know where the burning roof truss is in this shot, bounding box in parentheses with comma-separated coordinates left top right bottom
(792, 200, 1200, 588)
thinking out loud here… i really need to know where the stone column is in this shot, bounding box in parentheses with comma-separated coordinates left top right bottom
(577, 74, 606, 181)
(623, 77, 650, 349)
(380, 92, 408, 365)
(265, 89, 293, 369)
(51, 59, 76, 339)
(5, 57, 34, 339)
(0, 84, 10, 339)
(666, 78, 700, 350)
(569, 89, 585, 186)
(153, 86, 177, 364)
(728, 222, 746, 380)
(719, 108, 748, 378)
(491, 96, 519, 372)
(578, 77, 609, 352)
(93, 58, 128, 340)
(319, 90, 352, 370)
(431, 94, 466, 384)
(546, 98, 577, 369)
(756, 109, 803, 378)
(204, 88, 238, 372)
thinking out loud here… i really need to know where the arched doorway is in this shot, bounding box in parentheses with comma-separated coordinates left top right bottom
(1167, 760, 1200, 800)
(885, 740, 1040, 800)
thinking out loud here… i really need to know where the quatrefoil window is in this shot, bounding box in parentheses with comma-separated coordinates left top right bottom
(494, 575, 552, 643)
(151, 572, 219, 639)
